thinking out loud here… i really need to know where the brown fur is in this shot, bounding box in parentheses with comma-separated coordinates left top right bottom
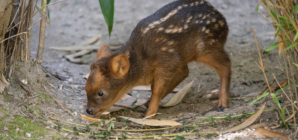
(85, 0, 231, 118)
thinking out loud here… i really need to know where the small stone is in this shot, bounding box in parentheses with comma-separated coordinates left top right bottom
(0, 112, 4, 118)
(58, 85, 64, 90)
(4, 126, 8, 131)
(72, 112, 77, 116)
(67, 119, 73, 122)
(26, 133, 31, 138)
(67, 78, 73, 83)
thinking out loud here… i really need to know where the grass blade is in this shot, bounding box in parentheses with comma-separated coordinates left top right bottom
(294, 32, 298, 42)
(249, 92, 269, 106)
(293, 62, 298, 67)
(256, 4, 260, 14)
(281, 107, 285, 122)
(47, 0, 51, 22)
(71, 0, 78, 15)
(285, 42, 298, 50)
(98, 0, 114, 37)
(271, 93, 281, 110)
(275, 83, 290, 95)
(264, 42, 279, 52)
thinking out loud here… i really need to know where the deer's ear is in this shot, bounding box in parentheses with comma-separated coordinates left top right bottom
(109, 54, 130, 78)
(96, 44, 111, 60)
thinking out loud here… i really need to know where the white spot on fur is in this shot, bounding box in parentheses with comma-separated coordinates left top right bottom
(195, 2, 199, 5)
(155, 38, 162, 42)
(177, 6, 183, 10)
(178, 28, 183, 33)
(198, 14, 202, 18)
(212, 18, 216, 22)
(183, 4, 188, 7)
(158, 27, 164, 31)
(200, 1, 204, 4)
(168, 48, 174, 52)
(219, 20, 225, 26)
(195, 20, 199, 24)
(165, 27, 183, 33)
(190, 3, 194, 6)
(168, 41, 175, 45)
(184, 24, 188, 29)
(214, 24, 219, 29)
(205, 29, 210, 34)
(161, 47, 168, 51)
(203, 15, 206, 19)
(202, 26, 206, 31)
(186, 16, 193, 23)
(206, 20, 210, 24)
(143, 7, 181, 34)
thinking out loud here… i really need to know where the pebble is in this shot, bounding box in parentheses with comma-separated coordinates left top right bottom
(26, 133, 31, 138)
(72, 112, 77, 116)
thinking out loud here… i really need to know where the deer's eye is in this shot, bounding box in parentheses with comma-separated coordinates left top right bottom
(98, 91, 104, 97)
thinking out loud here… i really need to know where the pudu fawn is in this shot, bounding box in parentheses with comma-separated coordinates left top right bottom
(85, 0, 231, 118)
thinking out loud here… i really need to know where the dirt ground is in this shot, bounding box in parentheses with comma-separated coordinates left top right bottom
(0, 0, 294, 139)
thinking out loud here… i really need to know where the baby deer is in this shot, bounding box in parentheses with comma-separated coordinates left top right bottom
(85, 0, 231, 118)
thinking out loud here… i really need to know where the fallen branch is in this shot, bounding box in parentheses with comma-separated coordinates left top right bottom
(120, 116, 181, 126)
(50, 45, 120, 51)
(196, 108, 274, 119)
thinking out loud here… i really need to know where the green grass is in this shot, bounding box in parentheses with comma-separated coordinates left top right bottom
(38, 92, 52, 103)
(0, 114, 46, 140)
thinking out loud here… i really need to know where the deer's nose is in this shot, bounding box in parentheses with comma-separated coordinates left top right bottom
(86, 108, 93, 115)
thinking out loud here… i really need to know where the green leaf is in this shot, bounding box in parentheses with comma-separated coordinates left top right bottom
(71, 0, 78, 15)
(46, 0, 51, 22)
(132, 104, 138, 108)
(99, 0, 114, 37)
(270, 9, 278, 21)
(175, 136, 185, 140)
(281, 107, 285, 122)
(86, 125, 90, 132)
(47, 8, 50, 22)
(285, 108, 290, 118)
(264, 42, 279, 52)
(249, 92, 270, 106)
(256, 5, 260, 14)
(89, 122, 98, 126)
(293, 62, 298, 67)
(294, 4, 298, 12)
(275, 82, 291, 95)
(271, 93, 281, 109)
(295, 32, 298, 42)
(278, 16, 291, 23)
(285, 42, 298, 50)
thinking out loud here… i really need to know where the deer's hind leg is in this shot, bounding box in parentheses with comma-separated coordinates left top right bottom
(196, 47, 231, 111)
